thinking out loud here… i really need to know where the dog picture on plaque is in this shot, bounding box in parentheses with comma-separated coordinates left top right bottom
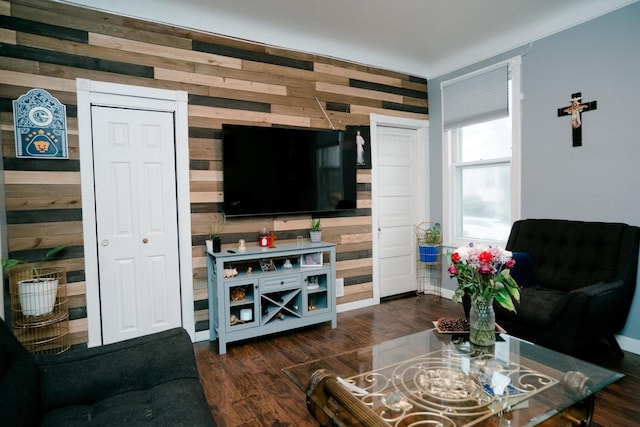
(13, 89, 69, 159)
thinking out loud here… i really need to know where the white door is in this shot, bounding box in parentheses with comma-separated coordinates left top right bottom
(91, 106, 182, 344)
(372, 116, 428, 299)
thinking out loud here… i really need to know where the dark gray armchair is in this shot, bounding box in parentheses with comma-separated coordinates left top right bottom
(495, 219, 640, 356)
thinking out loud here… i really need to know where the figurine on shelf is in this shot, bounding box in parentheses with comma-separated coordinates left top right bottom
(224, 267, 238, 278)
(231, 286, 245, 302)
(247, 267, 252, 275)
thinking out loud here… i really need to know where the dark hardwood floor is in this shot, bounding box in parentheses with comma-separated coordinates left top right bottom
(193, 295, 640, 426)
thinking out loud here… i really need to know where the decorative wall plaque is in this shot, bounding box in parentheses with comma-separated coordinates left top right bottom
(13, 88, 69, 159)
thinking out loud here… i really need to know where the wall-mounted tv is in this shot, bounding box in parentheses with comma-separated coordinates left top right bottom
(222, 124, 357, 217)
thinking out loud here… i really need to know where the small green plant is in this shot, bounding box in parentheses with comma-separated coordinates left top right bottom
(311, 218, 321, 232)
(1, 244, 67, 276)
(422, 222, 441, 245)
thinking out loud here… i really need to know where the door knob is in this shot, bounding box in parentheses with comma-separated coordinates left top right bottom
(101, 239, 109, 246)
(142, 238, 149, 244)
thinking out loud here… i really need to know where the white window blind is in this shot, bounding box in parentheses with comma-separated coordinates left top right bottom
(442, 65, 509, 131)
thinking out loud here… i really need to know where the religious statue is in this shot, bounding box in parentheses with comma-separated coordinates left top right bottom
(356, 130, 366, 165)
(563, 96, 589, 129)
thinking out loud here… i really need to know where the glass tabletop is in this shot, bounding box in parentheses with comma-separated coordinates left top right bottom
(283, 329, 623, 426)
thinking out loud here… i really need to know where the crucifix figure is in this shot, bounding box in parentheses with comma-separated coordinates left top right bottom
(557, 92, 597, 147)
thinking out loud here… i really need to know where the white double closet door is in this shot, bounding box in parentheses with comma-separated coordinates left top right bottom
(91, 106, 182, 344)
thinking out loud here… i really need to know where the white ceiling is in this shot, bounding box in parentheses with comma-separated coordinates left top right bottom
(61, 0, 638, 78)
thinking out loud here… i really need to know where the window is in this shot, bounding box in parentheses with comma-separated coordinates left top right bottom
(442, 57, 521, 246)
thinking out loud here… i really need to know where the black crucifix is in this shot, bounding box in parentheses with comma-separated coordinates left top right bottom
(557, 92, 597, 147)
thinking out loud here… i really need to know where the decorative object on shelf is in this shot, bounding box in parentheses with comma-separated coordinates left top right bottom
(238, 239, 246, 252)
(447, 243, 519, 346)
(415, 222, 441, 262)
(269, 232, 277, 248)
(310, 218, 322, 243)
(301, 252, 323, 267)
(224, 267, 238, 278)
(283, 259, 293, 269)
(3, 245, 67, 317)
(230, 286, 246, 301)
(246, 267, 252, 275)
(13, 88, 69, 159)
(207, 211, 226, 253)
(260, 258, 277, 272)
(259, 227, 271, 247)
(240, 308, 252, 322)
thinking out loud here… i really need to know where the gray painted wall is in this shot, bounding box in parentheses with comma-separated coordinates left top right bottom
(428, 2, 640, 344)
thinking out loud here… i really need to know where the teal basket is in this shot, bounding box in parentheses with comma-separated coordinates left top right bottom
(418, 245, 439, 262)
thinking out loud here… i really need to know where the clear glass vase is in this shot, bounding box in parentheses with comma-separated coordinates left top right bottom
(469, 297, 496, 346)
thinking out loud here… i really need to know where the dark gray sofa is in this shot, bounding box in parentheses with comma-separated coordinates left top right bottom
(495, 218, 640, 355)
(0, 317, 216, 426)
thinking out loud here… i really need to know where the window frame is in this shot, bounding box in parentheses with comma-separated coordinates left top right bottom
(442, 56, 522, 248)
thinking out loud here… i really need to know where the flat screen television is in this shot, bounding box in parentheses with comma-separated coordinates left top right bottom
(222, 124, 357, 217)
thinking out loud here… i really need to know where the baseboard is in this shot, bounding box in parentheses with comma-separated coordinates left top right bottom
(616, 334, 640, 355)
(336, 297, 378, 313)
(194, 330, 209, 342)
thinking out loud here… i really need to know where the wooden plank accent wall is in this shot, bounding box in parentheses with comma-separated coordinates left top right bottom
(0, 0, 428, 346)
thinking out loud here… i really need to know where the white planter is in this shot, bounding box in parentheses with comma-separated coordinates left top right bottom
(205, 239, 213, 253)
(19, 278, 59, 316)
(309, 231, 322, 243)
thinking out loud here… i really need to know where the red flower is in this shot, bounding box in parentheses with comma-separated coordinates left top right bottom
(451, 252, 461, 263)
(504, 258, 516, 269)
(478, 251, 493, 264)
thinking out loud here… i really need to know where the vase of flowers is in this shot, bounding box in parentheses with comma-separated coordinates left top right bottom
(447, 243, 519, 346)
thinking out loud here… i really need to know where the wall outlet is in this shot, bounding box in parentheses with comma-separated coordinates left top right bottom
(336, 277, 344, 297)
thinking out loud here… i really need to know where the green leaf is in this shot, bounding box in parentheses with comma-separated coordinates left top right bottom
(494, 290, 516, 312)
(1, 258, 20, 271)
(46, 245, 66, 258)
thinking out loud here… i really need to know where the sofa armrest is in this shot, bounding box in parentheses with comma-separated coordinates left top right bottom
(37, 327, 201, 412)
(569, 280, 623, 298)
(564, 280, 627, 334)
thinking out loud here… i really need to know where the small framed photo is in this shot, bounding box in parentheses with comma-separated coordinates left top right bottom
(260, 259, 277, 272)
(301, 252, 323, 267)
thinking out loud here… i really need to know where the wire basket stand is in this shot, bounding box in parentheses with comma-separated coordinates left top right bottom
(9, 266, 70, 355)
(415, 222, 442, 300)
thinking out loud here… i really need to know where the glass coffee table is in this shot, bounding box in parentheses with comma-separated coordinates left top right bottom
(283, 329, 622, 426)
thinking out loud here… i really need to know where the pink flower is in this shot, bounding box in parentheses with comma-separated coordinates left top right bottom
(448, 265, 458, 275)
(504, 258, 516, 269)
(479, 264, 494, 275)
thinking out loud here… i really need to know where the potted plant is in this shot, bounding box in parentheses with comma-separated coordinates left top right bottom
(206, 211, 226, 253)
(2, 245, 66, 316)
(309, 218, 322, 243)
(417, 222, 441, 262)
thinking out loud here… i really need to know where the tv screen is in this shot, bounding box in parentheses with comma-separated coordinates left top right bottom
(222, 124, 357, 217)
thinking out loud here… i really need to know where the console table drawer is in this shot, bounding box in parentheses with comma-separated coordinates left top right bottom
(260, 275, 299, 291)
